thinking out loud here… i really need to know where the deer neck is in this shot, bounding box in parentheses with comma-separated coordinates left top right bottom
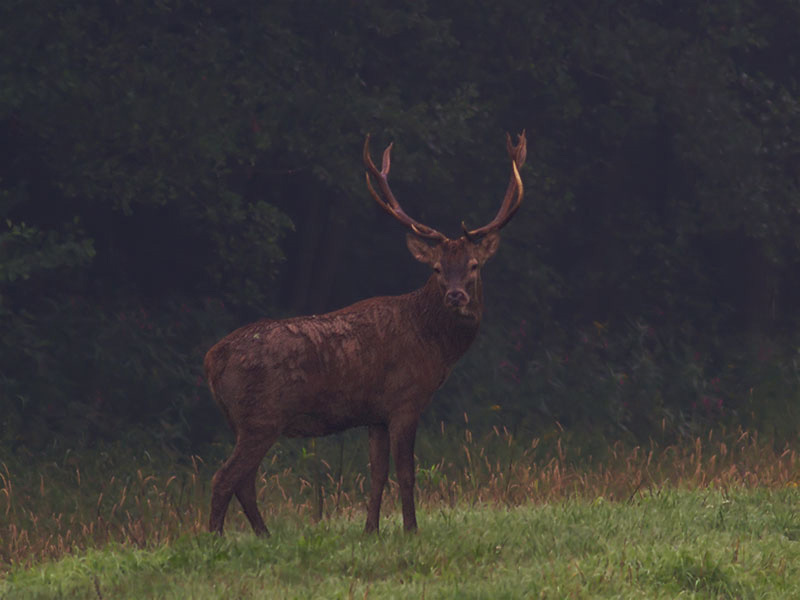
(410, 276, 482, 364)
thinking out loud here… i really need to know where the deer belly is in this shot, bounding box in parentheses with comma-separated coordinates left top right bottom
(282, 412, 363, 438)
(281, 391, 376, 438)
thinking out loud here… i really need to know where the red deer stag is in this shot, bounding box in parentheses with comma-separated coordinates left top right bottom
(204, 131, 527, 535)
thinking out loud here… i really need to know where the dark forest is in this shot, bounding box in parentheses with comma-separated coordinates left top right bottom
(3, 0, 800, 452)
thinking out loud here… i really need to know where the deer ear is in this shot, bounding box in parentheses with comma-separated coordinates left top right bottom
(475, 232, 500, 264)
(406, 233, 439, 265)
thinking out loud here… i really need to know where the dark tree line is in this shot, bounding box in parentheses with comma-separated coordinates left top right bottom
(3, 0, 800, 449)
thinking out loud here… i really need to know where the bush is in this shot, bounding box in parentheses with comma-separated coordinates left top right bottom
(440, 314, 800, 445)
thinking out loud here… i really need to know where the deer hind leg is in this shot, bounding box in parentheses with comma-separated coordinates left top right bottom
(390, 417, 419, 532)
(210, 432, 277, 536)
(365, 424, 390, 533)
(234, 462, 269, 536)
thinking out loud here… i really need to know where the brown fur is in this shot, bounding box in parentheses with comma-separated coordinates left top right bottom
(205, 236, 502, 535)
(205, 133, 526, 535)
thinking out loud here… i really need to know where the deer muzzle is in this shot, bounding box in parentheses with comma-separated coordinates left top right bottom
(445, 288, 469, 309)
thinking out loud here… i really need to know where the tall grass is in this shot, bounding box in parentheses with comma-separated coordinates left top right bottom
(1, 423, 798, 573)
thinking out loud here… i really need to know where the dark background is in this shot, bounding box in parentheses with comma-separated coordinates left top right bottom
(3, 0, 800, 451)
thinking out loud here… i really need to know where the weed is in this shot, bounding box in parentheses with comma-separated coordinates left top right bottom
(1, 424, 798, 574)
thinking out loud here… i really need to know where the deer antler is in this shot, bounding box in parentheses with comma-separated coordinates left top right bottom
(462, 131, 527, 240)
(364, 135, 449, 242)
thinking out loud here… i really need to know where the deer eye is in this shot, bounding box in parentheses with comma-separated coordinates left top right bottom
(432, 265, 442, 275)
(469, 261, 479, 272)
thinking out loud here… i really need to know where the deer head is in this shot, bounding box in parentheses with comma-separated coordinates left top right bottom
(364, 132, 527, 321)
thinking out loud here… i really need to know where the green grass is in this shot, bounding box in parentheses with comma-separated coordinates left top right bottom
(2, 425, 800, 597)
(3, 488, 800, 598)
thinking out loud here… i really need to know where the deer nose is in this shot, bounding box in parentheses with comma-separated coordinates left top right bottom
(445, 289, 468, 307)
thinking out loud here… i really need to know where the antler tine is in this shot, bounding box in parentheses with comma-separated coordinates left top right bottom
(364, 135, 448, 241)
(463, 131, 527, 240)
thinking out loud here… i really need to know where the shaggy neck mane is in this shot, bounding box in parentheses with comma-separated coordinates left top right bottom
(409, 275, 482, 363)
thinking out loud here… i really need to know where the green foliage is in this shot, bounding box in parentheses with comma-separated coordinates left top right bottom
(3, 1, 800, 448)
(0, 296, 234, 450)
(446, 314, 800, 444)
(0, 218, 94, 286)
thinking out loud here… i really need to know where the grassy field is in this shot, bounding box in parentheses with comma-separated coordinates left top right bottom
(2, 424, 799, 598)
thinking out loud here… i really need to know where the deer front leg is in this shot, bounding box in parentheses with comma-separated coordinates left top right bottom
(365, 424, 390, 533)
(390, 416, 419, 532)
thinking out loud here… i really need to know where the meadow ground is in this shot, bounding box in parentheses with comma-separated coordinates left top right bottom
(2, 424, 799, 598)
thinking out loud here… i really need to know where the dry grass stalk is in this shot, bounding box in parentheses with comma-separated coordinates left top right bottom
(1, 426, 798, 572)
